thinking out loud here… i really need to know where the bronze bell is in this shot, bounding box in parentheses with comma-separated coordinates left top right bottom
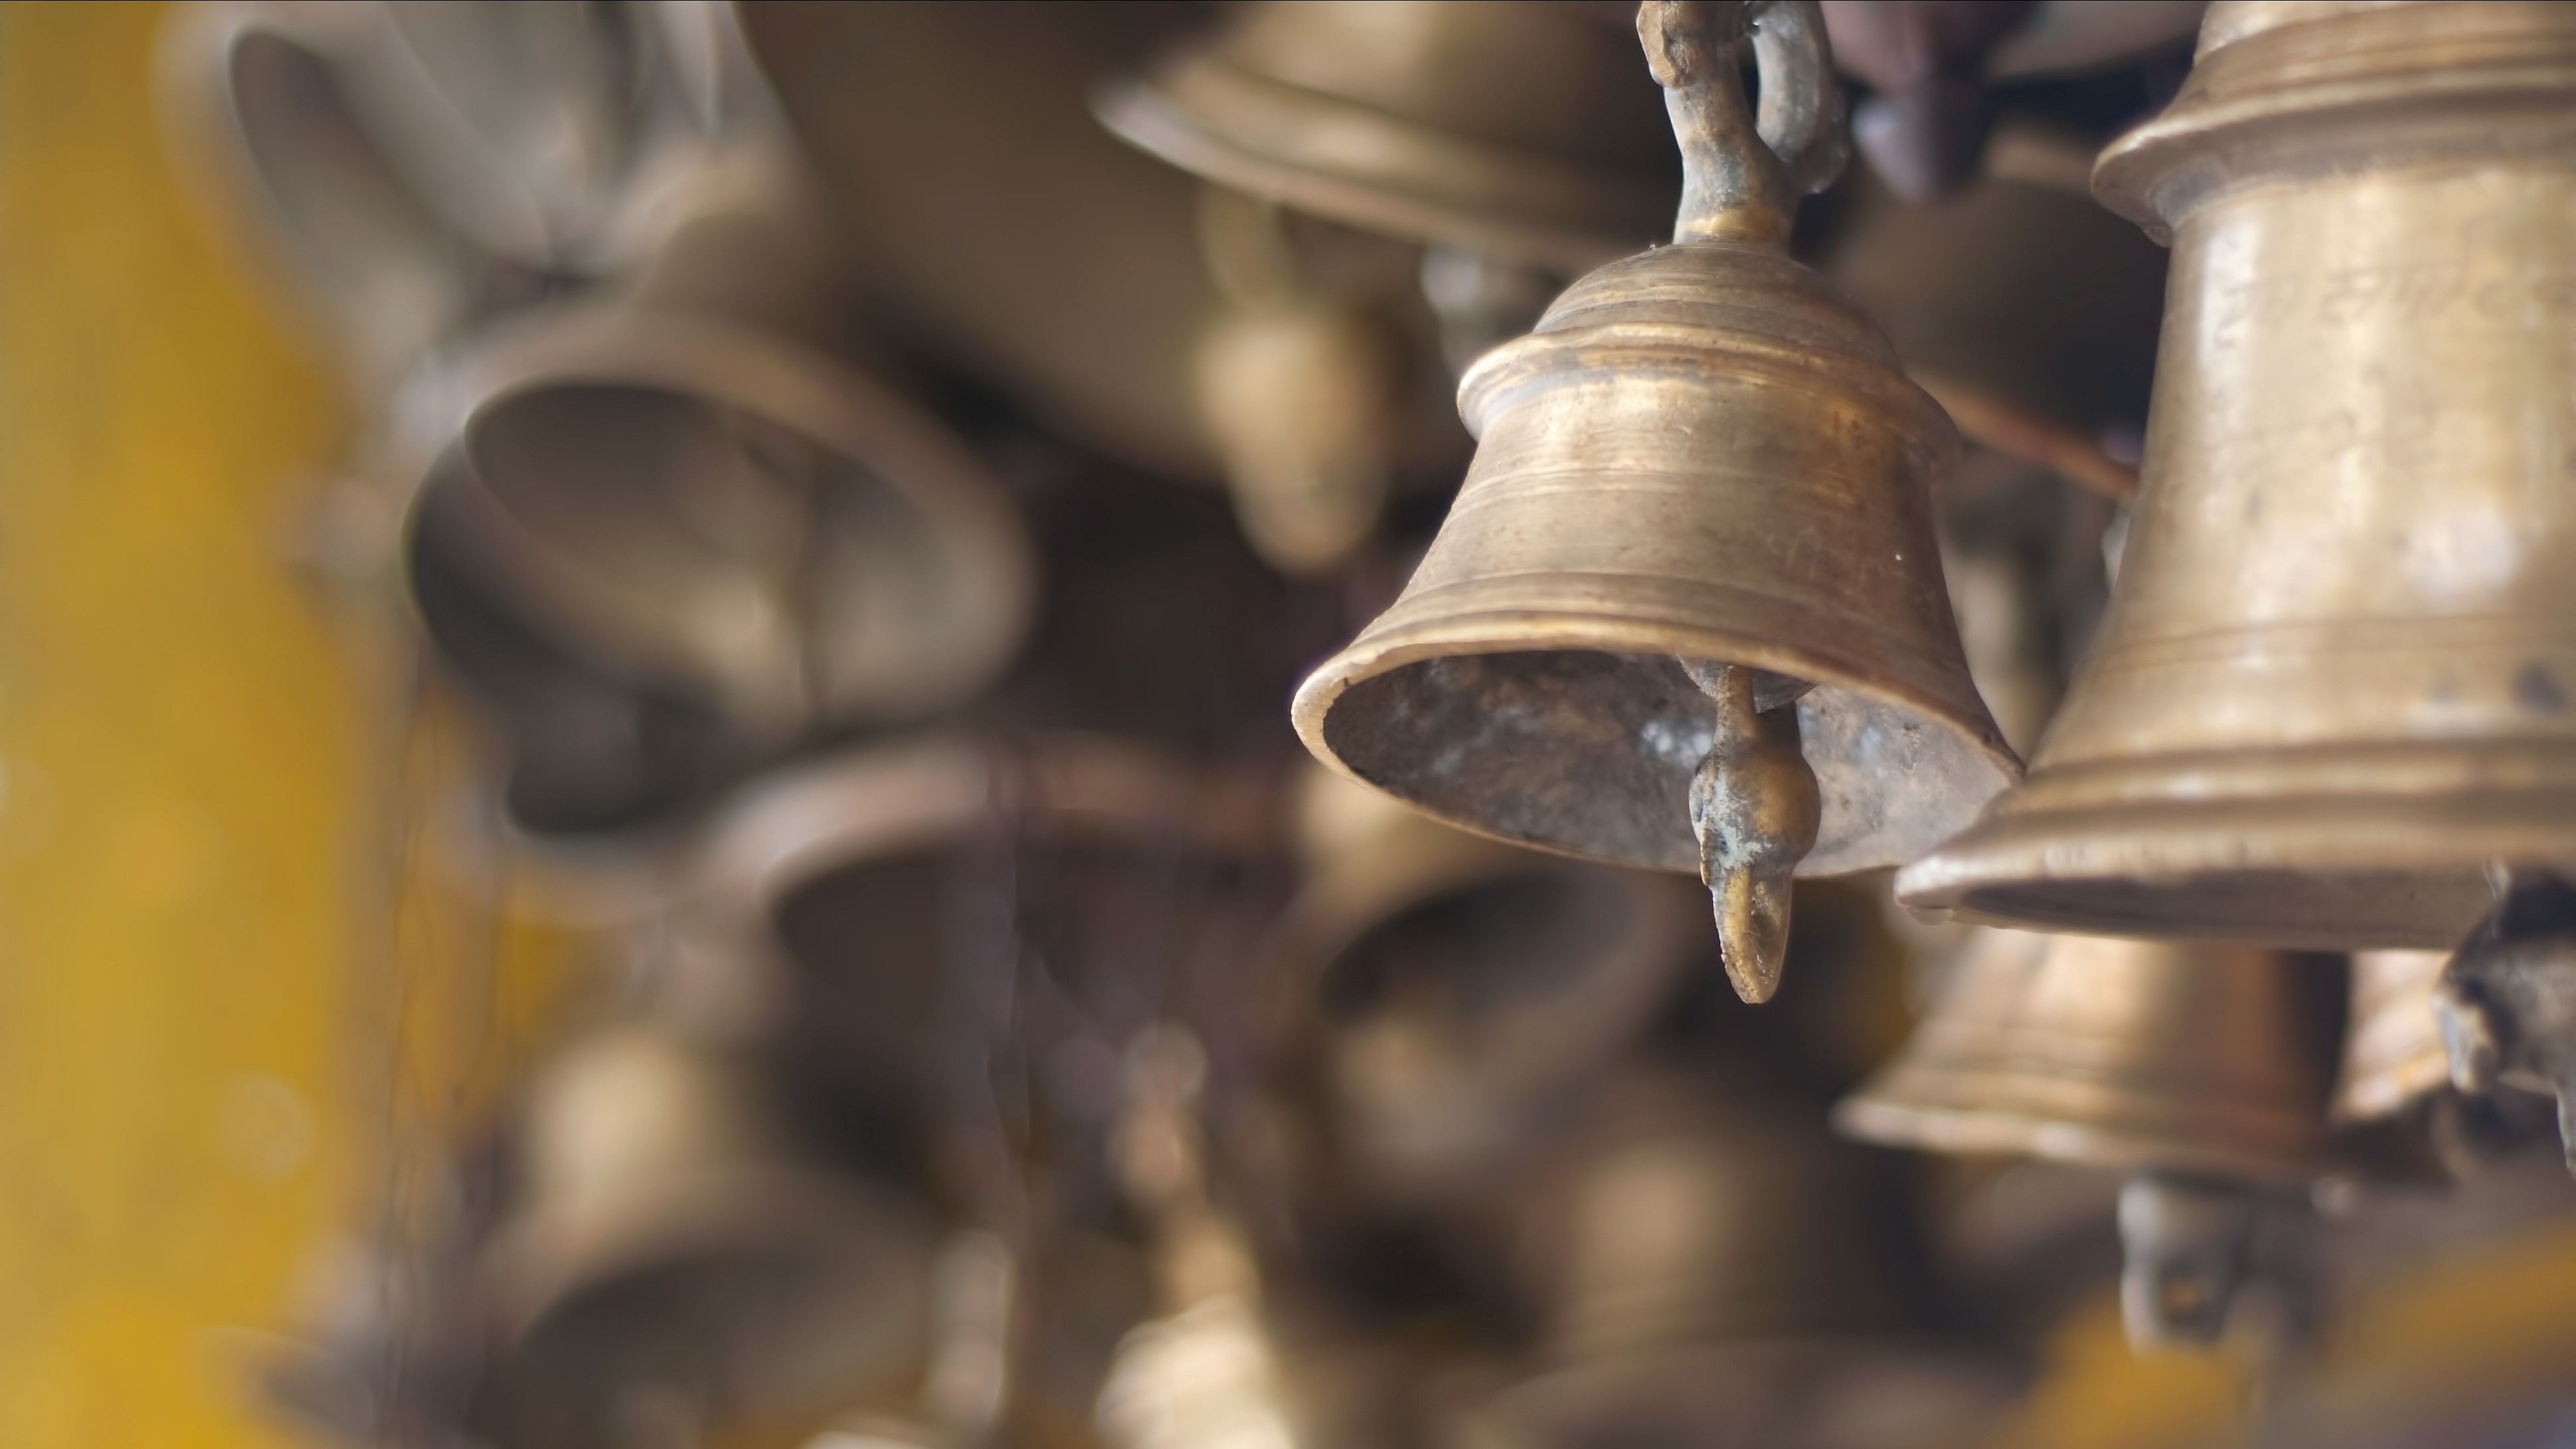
(1458, 1072, 2012, 1449)
(479, 1023, 944, 1447)
(1097, 0, 1677, 276)
(1293, 0, 2015, 1003)
(1897, 1, 2576, 948)
(1837, 930, 2344, 1346)
(399, 147, 1036, 769)
(2335, 950, 2454, 1127)
(1268, 772, 1702, 1199)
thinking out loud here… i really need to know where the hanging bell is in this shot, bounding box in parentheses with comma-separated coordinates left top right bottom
(665, 734, 1282, 1115)
(1293, 0, 2016, 1003)
(2335, 950, 2454, 1128)
(1896, 1, 2576, 948)
(1096, 0, 1677, 277)
(1266, 771, 1702, 1199)
(398, 147, 1035, 806)
(1837, 929, 2343, 1346)
(478, 1022, 943, 1448)
(1456, 1072, 2013, 1449)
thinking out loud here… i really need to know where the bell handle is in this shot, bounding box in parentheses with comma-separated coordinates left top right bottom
(1638, 0, 1847, 249)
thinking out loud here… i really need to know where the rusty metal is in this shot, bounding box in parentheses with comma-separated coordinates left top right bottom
(1266, 773, 1702, 1199)
(1838, 929, 2343, 1345)
(1294, 0, 2014, 1003)
(399, 148, 1035, 768)
(1897, 1, 2576, 949)
(1456, 1072, 2013, 1449)
(1097, 0, 1679, 276)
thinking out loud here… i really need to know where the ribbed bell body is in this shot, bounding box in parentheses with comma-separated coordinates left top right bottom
(1293, 240, 2016, 877)
(1095, 0, 1676, 271)
(1838, 931, 2342, 1183)
(1897, 1, 2576, 948)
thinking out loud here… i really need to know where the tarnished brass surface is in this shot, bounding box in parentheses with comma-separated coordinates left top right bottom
(1897, 1, 2576, 948)
(2336, 951, 2454, 1125)
(1266, 775, 1701, 1196)
(1839, 930, 2341, 1182)
(1294, 1, 2012, 998)
(1098, 1, 1677, 274)
(397, 151, 1035, 770)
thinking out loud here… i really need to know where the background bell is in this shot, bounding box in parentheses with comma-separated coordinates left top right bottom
(1264, 772, 1701, 1200)
(1897, 1, 2576, 949)
(1458, 1070, 2011, 1449)
(396, 148, 1037, 809)
(1838, 929, 2344, 1345)
(1294, 0, 2015, 1002)
(478, 1021, 944, 1449)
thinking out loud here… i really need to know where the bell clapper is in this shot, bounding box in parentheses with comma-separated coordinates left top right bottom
(2434, 866, 2576, 1177)
(1681, 660, 1820, 1003)
(2116, 1173, 2259, 1349)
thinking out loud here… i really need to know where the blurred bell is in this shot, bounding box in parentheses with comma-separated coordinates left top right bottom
(1838, 930, 2343, 1345)
(1294, 0, 2014, 1005)
(1098, 0, 1677, 274)
(479, 1023, 942, 1449)
(2335, 951, 2453, 1127)
(1459, 1072, 2012, 1449)
(665, 734, 1282, 1114)
(399, 147, 1035, 782)
(1267, 772, 1701, 1199)
(1897, 1, 2576, 948)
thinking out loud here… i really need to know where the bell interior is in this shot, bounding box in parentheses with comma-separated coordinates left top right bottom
(226, 26, 469, 352)
(407, 472, 753, 839)
(1319, 649, 2014, 875)
(466, 379, 974, 721)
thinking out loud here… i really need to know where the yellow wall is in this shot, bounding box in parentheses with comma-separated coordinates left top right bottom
(0, 5, 576, 1444)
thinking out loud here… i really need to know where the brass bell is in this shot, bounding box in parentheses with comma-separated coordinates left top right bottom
(1293, 0, 2015, 1003)
(1897, 1, 2576, 948)
(667, 734, 1281, 1110)
(1458, 1072, 2012, 1449)
(1268, 772, 1702, 1199)
(1096, 0, 1677, 277)
(399, 148, 1036, 793)
(480, 1022, 944, 1446)
(2335, 950, 2454, 1127)
(1837, 930, 2344, 1346)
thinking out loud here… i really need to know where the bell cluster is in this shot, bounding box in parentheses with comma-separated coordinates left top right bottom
(167, 3, 2576, 1449)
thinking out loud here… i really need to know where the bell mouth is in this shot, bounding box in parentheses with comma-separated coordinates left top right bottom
(1893, 744, 2576, 948)
(494, 1170, 937, 1426)
(1294, 639, 2018, 879)
(1833, 1087, 2324, 1188)
(407, 469, 759, 842)
(181, 10, 492, 373)
(1291, 855, 1698, 1182)
(428, 310, 1035, 741)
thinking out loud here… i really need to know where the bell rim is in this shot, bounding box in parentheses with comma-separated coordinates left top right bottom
(2092, 1, 2576, 231)
(402, 301, 1040, 734)
(1291, 609, 2020, 878)
(1090, 68, 1667, 273)
(1894, 766, 2576, 947)
(1832, 1090, 2323, 1186)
